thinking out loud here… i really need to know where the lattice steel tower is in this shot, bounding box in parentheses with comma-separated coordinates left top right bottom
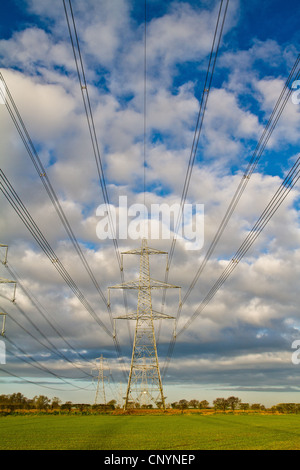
(109, 238, 181, 409)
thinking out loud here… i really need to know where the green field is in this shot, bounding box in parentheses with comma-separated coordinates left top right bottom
(0, 413, 300, 450)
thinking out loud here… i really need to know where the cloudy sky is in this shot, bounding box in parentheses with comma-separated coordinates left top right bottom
(0, 0, 300, 407)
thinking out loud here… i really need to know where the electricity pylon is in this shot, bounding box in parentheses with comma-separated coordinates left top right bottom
(0, 244, 17, 303)
(108, 238, 181, 410)
(93, 355, 108, 406)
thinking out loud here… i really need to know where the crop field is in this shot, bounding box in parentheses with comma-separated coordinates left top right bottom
(0, 413, 300, 450)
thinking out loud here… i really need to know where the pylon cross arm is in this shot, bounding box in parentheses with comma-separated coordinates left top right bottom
(109, 278, 180, 290)
(114, 310, 175, 320)
(121, 248, 168, 256)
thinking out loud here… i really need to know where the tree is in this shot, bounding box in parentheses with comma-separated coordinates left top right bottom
(227, 396, 241, 411)
(9, 393, 26, 406)
(213, 398, 228, 411)
(107, 399, 117, 410)
(178, 399, 188, 410)
(276, 403, 295, 413)
(199, 400, 209, 409)
(51, 397, 61, 409)
(251, 403, 262, 410)
(240, 403, 250, 411)
(61, 401, 73, 412)
(188, 399, 199, 409)
(33, 395, 50, 410)
(75, 403, 89, 412)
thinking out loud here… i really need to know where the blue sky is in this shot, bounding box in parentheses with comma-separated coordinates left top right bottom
(0, 0, 300, 408)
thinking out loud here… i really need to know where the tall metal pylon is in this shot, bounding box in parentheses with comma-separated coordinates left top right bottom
(108, 238, 181, 410)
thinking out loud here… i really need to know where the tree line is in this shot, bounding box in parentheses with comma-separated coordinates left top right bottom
(1, 393, 300, 414)
(170, 397, 253, 411)
(170, 397, 300, 413)
(0, 393, 116, 411)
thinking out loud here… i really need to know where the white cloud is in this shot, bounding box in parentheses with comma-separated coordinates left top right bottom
(0, 68, 76, 141)
(0, 27, 75, 75)
(201, 87, 262, 161)
(254, 78, 300, 148)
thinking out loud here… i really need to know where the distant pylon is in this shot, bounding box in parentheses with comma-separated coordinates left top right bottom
(93, 355, 108, 406)
(108, 238, 181, 410)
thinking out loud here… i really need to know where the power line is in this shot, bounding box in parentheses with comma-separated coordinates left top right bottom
(162, 153, 300, 377)
(0, 301, 92, 379)
(0, 71, 111, 317)
(1, 263, 125, 391)
(0, 170, 128, 380)
(174, 53, 300, 325)
(62, 0, 131, 344)
(160, 52, 300, 371)
(157, 0, 229, 341)
(0, 38, 129, 378)
(0, 71, 129, 374)
(181, 153, 300, 333)
(144, 0, 147, 211)
(4, 335, 93, 390)
(62, 0, 122, 267)
(62, 1, 117, 246)
(3, 309, 92, 381)
(0, 367, 92, 393)
(169, 0, 229, 268)
(0, 169, 112, 337)
(4, 262, 94, 366)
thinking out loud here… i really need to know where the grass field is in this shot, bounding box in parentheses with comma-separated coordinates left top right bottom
(0, 413, 300, 450)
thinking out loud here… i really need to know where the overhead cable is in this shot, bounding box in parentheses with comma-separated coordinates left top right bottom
(162, 152, 300, 377)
